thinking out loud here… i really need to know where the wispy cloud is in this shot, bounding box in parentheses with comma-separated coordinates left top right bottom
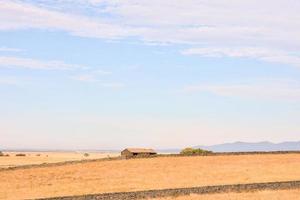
(1, 1, 299, 45)
(1, 1, 300, 67)
(183, 79, 300, 101)
(0, 56, 83, 70)
(0, 47, 23, 52)
(0, 1, 141, 39)
(71, 69, 123, 88)
(182, 47, 300, 67)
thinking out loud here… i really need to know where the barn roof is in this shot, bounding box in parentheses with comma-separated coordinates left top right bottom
(123, 148, 156, 153)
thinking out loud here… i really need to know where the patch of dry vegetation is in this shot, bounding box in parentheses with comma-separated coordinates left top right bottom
(152, 189, 300, 200)
(1, 154, 300, 199)
(180, 148, 212, 155)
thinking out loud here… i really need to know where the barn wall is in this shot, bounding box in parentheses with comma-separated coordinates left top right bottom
(121, 150, 133, 158)
(121, 150, 157, 158)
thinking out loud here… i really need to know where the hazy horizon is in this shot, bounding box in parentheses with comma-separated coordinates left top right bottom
(2, 140, 300, 152)
(1, 1, 300, 150)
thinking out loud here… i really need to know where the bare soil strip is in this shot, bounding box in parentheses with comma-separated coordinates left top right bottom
(38, 180, 300, 200)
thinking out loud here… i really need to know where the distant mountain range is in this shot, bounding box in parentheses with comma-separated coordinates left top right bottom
(194, 141, 300, 152)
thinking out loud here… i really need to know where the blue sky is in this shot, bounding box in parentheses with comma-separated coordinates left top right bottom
(1, 0, 300, 150)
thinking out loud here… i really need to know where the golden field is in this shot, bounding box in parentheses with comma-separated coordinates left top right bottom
(153, 189, 300, 200)
(1, 154, 300, 199)
(0, 151, 119, 168)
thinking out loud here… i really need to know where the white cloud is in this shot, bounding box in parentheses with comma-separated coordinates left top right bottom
(183, 79, 300, 101)
(0, 1, 142, 39)
(71, 70, 123, 88)
(1, 1, 299, 45)
(1, 1, 300, 66)
(182, 47, 300, 67)
(0, 56, 83, 70)
(0, 47, 23, 52)
(92, 0, 300, 47)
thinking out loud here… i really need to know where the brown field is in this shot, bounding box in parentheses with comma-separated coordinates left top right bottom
(1, 154, 300, 199)
(0, 151, 119, 168)
(153, 189, 300, 200)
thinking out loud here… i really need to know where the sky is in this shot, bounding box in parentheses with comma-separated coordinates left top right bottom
(1, 0, 300, 150)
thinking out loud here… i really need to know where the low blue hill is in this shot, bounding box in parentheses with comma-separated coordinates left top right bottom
(194, 141, 300, 152)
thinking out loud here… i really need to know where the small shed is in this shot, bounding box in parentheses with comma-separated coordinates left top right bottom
(121, 148, 157, 158)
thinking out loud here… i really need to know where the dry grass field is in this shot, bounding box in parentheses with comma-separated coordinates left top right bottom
(153, 189, 300, 200)
(1, 154, 300, 199)
(0, 151, 119, 168)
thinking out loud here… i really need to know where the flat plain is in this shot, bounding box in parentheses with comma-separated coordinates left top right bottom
(1, 153, 300, 199)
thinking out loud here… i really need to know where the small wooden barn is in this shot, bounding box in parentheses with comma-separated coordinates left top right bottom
(121, 148, 157, 158)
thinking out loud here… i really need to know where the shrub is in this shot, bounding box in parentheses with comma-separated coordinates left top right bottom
(84, 153, 89, 157)
(180, 148, 212, 155)
(15, 153, 26, 157)
(0, 151, 3, 156)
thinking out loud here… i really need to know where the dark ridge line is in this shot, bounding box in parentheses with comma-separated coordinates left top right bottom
(37, 180, 300, 200)
(1, 151, 300, 172)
